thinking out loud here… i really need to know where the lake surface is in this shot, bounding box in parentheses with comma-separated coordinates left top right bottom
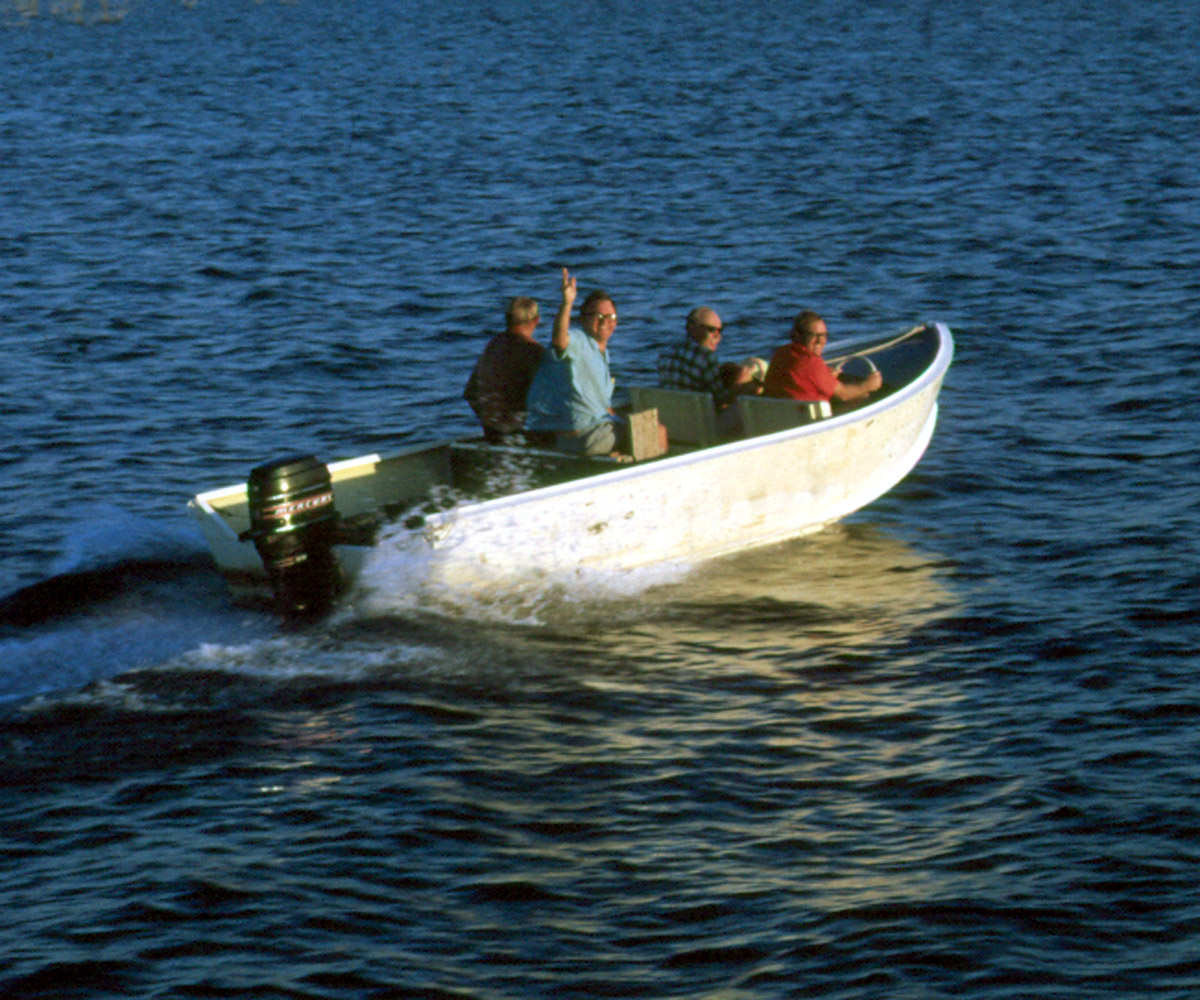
(2, 2, 1198, 997)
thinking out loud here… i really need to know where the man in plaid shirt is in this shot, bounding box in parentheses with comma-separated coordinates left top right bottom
(657, 306, 741, 408)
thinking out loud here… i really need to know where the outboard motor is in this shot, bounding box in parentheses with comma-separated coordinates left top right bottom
(240, 455, 340, 619)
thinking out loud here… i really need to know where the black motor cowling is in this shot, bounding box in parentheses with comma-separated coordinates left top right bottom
(241, 455, 340, 619)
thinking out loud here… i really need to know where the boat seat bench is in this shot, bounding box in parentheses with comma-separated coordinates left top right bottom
(736, 396, 831, 435)
(628, 386, 831, 444)
(628, 387, 720, 446)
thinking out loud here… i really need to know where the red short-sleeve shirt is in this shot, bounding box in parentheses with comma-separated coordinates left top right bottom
(762, 342, 838, 401)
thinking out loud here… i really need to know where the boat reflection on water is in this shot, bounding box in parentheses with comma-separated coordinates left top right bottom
(589, 522, 959, 678)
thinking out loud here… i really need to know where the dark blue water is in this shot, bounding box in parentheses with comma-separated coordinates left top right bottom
(3, 2, 1199, 997)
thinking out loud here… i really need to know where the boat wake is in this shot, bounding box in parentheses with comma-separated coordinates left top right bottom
(2, 501, 958, 712)
(0, 504, 693, 710)
(0, 506, 284, 708)
(0, 553, 281, 709)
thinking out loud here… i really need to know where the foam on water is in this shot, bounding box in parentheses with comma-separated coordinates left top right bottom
(347, 510, 696, 626)
(181, 629, 447, 682)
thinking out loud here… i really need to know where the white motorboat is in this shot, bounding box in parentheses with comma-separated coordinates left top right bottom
(187, 322, 953, 616)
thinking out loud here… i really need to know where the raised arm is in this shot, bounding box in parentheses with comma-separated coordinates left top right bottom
(552, 266, 577, 351)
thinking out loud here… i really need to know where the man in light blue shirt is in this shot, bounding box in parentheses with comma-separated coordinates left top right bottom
(527, 267, 650, 457)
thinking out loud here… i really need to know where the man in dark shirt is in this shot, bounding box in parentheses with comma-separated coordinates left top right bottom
(658, 306, 759, 434)
(658, 307, 730, 403)
(463, 296, 545, 442)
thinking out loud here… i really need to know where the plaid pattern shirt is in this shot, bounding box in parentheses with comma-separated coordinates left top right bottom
(657, 338, 733, 406)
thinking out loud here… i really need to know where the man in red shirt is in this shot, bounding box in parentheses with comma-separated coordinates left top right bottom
(763, 310, 882, 405)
